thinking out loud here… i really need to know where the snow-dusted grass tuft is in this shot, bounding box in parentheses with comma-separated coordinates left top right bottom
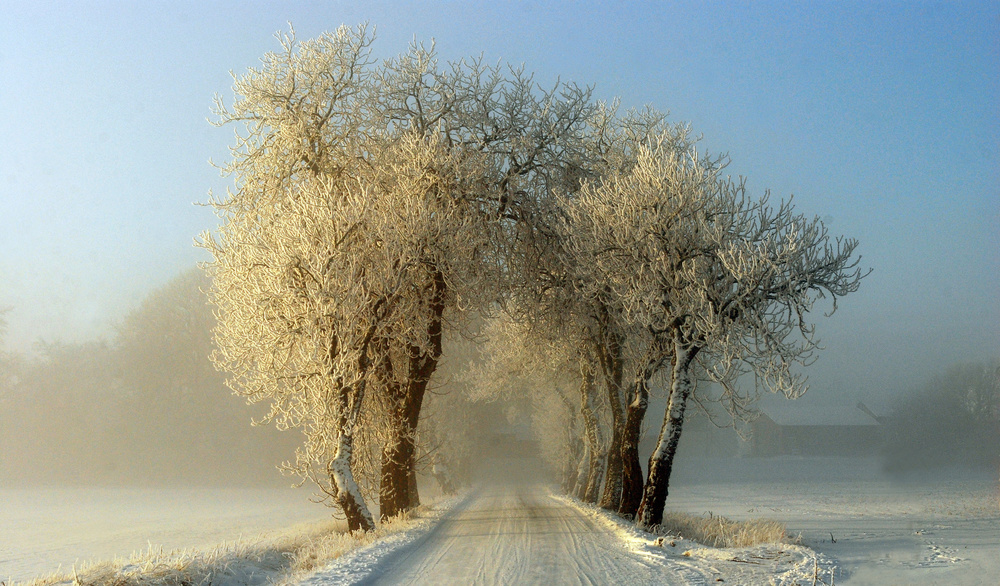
(654, 510, 788, 548)
(283, 511, 418, 577)
(553, 493, 789, 549)
(15, 512, 423, 586)
(556, 492, 835, 586)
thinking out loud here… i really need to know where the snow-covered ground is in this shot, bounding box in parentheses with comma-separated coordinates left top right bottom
(0, 487, 326, 583)
(4, 458, 997, 585)
(665, 457, 1000, 585)
(299, 458, 829, 585)
(300, 457, 998, 585)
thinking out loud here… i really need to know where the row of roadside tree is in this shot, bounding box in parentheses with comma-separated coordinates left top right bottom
(200, 25, 866, 531)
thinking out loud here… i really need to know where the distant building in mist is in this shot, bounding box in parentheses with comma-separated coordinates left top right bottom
(746, 401, 887, 457)
(634, 399, 890, 470)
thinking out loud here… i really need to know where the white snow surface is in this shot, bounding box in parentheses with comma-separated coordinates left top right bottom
(0, 487, 326, 582)
(302, 457, 999, 585)
(4, 457, 997, 585)
(665, 457, 1000, 585)
(558, 495, 832, 586)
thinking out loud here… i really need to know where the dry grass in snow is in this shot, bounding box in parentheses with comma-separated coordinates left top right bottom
(14, 512, 423, 586)
(654, 510, 789, 548)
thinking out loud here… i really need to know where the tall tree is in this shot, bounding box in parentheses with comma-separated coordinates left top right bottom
(202, 25, 596, 528)
(565, 138, 867, 527)
(549, 109, 692, 513)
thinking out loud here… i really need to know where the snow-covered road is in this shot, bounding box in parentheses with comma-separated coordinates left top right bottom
(306, 484, 703, 585)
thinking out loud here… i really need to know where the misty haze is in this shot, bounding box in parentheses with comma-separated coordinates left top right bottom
(1, 4, 998, 586)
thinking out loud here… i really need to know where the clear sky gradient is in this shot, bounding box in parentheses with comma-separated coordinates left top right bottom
(1, 1, 997, 410)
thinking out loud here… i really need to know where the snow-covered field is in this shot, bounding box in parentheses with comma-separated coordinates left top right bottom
(666, 457, 1000, 585)
(0, 487, 327, 583)
(4, 458, 997, 585)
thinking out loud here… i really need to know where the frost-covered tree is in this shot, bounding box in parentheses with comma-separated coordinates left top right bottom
(202, 25, 596, 529)
(544, 109, 693, 514)
(479, 104, 697, 515)
(565, 138, 866, 527)
(204, 27, 385, 530)
(484, 281, 618, 504)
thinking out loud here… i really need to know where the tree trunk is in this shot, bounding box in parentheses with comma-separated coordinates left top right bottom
(594, 318, 626, 511)
(377, 349, 409, 520)
(431, 455, 456, 495)
(330, 431, 375, 532)
(378, 267, 445, 521)
(585, 445, 607, 503)
(562, 434, 583, 493)
(600, 413, 624, 510)
(379, 414, 415, 520)
(560, 395, 582, 494)
(620, 343, 667, 518)
(618, 380, 648, 518)
(329, 347, 376, 532)
(573, 442, 590, 499)
(559, 404, 584, 494)
(637, 343, 698, 528)
(379, 349, 437, 519)
(578, 366, 605, 503)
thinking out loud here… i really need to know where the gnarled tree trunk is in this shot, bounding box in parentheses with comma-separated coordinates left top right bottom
(561, 399, 583, 494)
(594, 315, 626, 511)
(330, 376, 376, 532)
(585, 445, 607, 503)
(579, 365, 606, 503)
(562, 435, 583, 493)
(619, 343, 667, 517)
(618, 381, 648, 517)
(599, 400, 624, 510)
(379, 267, 445, 520)
(379, 405, 417, 519)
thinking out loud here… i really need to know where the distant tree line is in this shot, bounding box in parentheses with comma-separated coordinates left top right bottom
(0, 269, 299, 486)
(202, 25, 866, 532)
(882, 361, 999, 473)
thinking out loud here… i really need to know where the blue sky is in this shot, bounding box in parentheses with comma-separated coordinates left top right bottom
(1, 1, 997, 407)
